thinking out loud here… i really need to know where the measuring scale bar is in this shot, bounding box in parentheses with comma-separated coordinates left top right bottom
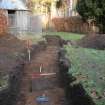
(31, 73, 56, 78)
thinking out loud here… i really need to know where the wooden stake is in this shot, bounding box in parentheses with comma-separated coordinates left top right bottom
(40, 64, 42, 73)
(28, 49, 31, 62)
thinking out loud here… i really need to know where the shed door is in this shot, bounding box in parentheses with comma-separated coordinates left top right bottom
(8, 10, 16, 27)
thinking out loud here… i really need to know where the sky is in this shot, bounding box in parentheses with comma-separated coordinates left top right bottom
(0, 0, 27, 10)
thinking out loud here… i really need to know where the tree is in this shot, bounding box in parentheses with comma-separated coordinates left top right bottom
(76, 0, 105, 33)
(27, 0, 52, 13)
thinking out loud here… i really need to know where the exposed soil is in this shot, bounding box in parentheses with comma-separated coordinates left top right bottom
(0, 34, 25, 73)
(0, 34, 98, 105)
(16, 36, 67, 105)
(0, 34, 26, 105)
(78, 34, 105, 50)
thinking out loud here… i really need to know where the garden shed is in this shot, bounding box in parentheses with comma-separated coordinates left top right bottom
(0, 0, 29, 35)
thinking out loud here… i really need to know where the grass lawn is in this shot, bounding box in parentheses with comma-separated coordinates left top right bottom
(65, 46, 105, 105)
(18, 32, 84, 44)
(45, 32, 84, 40)
(18, 34, 45, 44)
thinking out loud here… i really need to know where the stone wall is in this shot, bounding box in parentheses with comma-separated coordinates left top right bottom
(0, 9, 8, 35)
(52, 17, 89, 34)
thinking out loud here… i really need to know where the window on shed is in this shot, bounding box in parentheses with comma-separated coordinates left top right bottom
(8, 10, 16, 27)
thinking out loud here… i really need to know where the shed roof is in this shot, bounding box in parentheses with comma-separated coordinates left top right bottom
(0, 0, 28, 10)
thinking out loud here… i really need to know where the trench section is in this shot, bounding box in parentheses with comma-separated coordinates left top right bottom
(16, 36, 67, 105)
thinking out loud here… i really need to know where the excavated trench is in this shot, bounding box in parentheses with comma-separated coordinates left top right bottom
(16, 35, 67, 105)
(2, 35, 97, 105)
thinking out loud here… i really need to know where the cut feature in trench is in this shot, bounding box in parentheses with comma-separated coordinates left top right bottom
(15, 35, 67, 105)
(4, 35, 97, 105)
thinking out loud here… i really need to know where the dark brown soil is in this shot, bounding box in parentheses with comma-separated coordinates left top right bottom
(78, 34, 105, 50)
(0, 34, 27, 105)
(0, 34, 25, 73)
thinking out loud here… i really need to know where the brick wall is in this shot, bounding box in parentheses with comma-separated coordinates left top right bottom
(0, 9, 8, 35)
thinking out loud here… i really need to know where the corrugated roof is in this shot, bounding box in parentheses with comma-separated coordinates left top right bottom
(0, 0, 28, 10)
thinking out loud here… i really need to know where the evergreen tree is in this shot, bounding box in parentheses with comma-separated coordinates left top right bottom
(76, 0, 105, 33)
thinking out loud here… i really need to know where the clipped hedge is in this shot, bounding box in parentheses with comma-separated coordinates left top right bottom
(52, 16, 89, 34)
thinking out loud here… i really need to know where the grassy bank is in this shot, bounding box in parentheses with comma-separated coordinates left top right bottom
(65, 46, 105, 105)
(18, 32, 84, 43)
(18, 34, 45, 44)
(45, 32, 84, 40)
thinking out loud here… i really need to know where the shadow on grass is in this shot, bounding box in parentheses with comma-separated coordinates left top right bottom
(59, 54, 96, 105)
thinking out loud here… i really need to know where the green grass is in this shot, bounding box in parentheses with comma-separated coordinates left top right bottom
(18, 34, 45, 44)
(65, 46, 105, 105)
(46, 32, 84, 40)
(0, 75, 9, 91)
(18, 32, 84, 44)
